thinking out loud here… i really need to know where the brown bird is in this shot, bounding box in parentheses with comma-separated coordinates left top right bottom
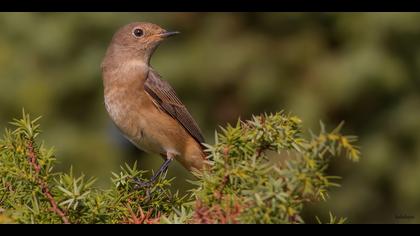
(101, 22, 207, 187)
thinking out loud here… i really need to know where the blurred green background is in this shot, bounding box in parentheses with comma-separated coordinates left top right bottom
(0, 13, 419, 223)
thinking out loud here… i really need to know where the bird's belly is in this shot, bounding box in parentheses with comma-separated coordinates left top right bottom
(130, 113, 183, 156)
(126, 129, 166, 155)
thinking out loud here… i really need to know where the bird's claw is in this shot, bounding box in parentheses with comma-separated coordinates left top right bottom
(131, 158, 172, 190)
(132, 178, 153, 189)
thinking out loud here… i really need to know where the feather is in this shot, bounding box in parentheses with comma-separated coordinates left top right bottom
(144, 69, 205, 145)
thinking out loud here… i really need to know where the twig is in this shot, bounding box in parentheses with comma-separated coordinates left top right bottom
(27, 141, 41, 174)
(26, 139, 70, 224)
(214, 174, 229, 201)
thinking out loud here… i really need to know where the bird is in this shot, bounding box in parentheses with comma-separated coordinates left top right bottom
(101, 22, 208, 187)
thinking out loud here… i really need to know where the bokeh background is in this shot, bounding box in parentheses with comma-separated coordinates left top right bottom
(0, 13, 419, 223)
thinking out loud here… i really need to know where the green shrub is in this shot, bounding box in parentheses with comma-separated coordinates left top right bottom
(0, 110, 359, 224)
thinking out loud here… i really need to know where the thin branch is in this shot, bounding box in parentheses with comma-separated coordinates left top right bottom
(214, 174, 229, 201)
(26, 139, 70, 224)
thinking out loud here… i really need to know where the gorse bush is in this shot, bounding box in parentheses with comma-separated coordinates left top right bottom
(0, 110, 360, 224)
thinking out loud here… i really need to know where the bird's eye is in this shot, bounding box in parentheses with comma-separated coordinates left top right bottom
(133, 28, 144, 37)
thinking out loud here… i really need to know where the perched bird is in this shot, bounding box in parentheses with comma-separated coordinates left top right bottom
(101, 22, 207, 186)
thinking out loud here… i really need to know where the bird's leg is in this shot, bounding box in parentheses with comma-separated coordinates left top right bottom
(133, 152, 174, 189)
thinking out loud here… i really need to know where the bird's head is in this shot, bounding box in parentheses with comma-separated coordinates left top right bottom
(107, 22, 179, 65)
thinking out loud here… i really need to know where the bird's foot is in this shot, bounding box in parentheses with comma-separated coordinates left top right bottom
(131, 157, 173, 190)
(132, 178, 154, 189)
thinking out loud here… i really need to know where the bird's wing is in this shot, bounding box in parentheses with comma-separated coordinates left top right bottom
(144, 69, 205, 145)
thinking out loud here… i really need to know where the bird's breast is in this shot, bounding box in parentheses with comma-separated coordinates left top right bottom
(105, 88, 163, 153)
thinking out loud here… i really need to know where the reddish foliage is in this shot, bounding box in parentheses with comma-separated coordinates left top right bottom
(122, 205, 161, 224)
(192, 197, 243, 224)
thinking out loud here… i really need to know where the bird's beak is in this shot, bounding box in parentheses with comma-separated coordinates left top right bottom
(158, 31, 180, 38)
